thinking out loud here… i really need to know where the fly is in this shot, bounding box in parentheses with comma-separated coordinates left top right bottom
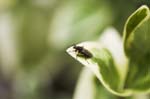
(73, 44, 93, 59)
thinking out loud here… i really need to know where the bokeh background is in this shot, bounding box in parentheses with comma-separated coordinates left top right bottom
(0, 0, 150, 99)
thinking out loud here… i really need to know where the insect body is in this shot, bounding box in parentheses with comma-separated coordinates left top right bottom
(73, 45, 93, 59)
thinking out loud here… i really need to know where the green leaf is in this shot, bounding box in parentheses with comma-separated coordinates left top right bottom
(123, 5, 150, 94)
(123, 5, 150, 57)
(66, 36, 130, 96)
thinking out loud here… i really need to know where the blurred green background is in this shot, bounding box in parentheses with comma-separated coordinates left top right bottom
(0, 0, 149, 99)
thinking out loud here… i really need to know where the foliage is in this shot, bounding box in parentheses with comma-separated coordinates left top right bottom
(67, 5, 150, 99)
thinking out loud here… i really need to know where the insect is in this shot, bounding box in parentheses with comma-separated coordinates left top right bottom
(73, 44, 93, 59)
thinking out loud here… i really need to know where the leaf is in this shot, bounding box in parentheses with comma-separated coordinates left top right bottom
(73, 67, 96, 99)
(123, 5, 150, 94)
(66, 27, 131, 96)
